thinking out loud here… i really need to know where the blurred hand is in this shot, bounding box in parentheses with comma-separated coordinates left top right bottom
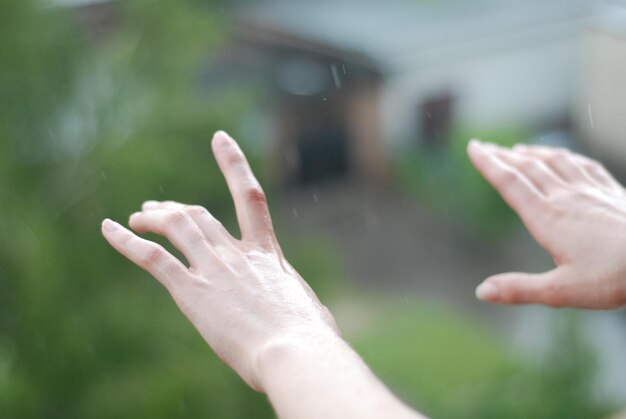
(101, 131, 339, 390)
(468, 140, 626, 309)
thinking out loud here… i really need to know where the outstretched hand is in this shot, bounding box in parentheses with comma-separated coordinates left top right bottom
(101, 131, 339, 391)
(468, 140, 626, 309)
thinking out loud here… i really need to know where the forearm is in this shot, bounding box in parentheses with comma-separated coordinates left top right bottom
(257, 333, 426, 419)
(103, 131, 428, 416)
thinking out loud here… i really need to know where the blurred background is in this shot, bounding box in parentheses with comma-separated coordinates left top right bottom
(2, 0, 626, 417)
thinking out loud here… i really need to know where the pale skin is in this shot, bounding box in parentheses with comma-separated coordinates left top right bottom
(102, 132, 626, 419)
(101, 131, 422, 419)
(468, 140, 626, 309)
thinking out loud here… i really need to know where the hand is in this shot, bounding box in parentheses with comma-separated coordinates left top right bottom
(101, 131, 339, 390)
(468, 140, 626, 309)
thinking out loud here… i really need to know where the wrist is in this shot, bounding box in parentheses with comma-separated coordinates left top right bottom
(253, 329, 352, 392)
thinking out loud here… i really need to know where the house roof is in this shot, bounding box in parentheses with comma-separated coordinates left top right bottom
(238, 0, 598, 74)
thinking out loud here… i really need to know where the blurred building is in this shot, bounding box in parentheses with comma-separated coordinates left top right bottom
(56, 0, 626, 183)
(234, 0, 602, 186)
(578, 3, 626, 170)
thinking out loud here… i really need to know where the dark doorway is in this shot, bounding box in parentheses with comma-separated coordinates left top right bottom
(419, 91, 455, 149)
(296, 113, 350, 185)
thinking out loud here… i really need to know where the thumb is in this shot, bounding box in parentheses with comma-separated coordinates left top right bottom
(475, 268, 567, 307)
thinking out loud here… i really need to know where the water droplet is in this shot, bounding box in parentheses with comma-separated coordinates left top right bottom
(330, 63, 342, 89)
(587, 104, 594, 129)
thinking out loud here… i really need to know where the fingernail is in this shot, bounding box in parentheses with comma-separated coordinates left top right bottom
(476, 282, 499, 301)
(213, 130, 231, 145)
(468, 139, 481, 148)
(102, 219, 118, 232)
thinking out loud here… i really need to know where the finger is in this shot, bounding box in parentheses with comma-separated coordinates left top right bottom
(142, 200, 189, 211)
(212, 131, 275, 244)
(142, 200, 163, 210)
(141, 201, 238, 248)
(512, 145, 621, 190)
(128, 209, 221, 269)
(475, 267, 618, 309)
(101, 218, 190, 287)
(512, 144, 589, 184)
(467, 140, 544, 213)
(485, 145, 564, 195)
(475, 268, 568, 307)
(572, 155, 621, 190)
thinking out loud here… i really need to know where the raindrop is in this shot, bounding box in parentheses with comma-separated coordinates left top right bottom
(159, 185, 164, 194)
(330, 64, 342, 89)
(101, 171, 106, 180)
(313, 193, 318, 204)
(587, 104, 594, 128)
(292, 208, 298, 218)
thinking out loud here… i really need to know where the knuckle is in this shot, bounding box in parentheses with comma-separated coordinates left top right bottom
(518, 158, 536, 171)
(503, 286, 523, 304)
(544, 199, 566, 219)
(496, 168, 519, 186)
(228, 151, 246, 167)
(546, 151, 567, 164)
(160, 260, 183, 279)
(591, 162, 607, 175)
(142, 244, 165, 267)
(117, 230, 133, 245)
(545, 185, 566, 202)
(615, 294, 626, 309)
(577, 156, 603, 172)
(245, 186, 267, 204)
(211, 218, 227, 232)
(584, 161, 601, 172)
(185, 205, 208, 217)
(546, 299, 565, 309)
(605, 287, 626, 309)
(543, 283, 565, 308)
(187, 227, 206, 245)
(166, 210, 189, 226)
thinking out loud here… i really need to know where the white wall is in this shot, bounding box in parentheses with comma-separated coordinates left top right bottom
(578, 29, 626, 162)
(381, 36, 579, 148)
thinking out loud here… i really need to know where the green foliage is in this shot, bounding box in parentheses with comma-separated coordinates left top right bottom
(281, 234, 348, 302)
(348, 297, 610, 419)
(0, 1, 613, 418)
(396, 128, 526, 237)
(0, 0, 82, 161)
(0, 1, 273, 417)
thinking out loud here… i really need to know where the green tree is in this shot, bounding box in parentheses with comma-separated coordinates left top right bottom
(0, 1, 274, 417)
